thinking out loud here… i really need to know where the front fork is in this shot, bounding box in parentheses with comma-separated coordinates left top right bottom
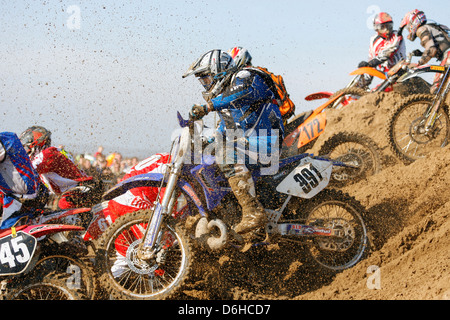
(137, 163, 181, 260)
(424, 67, 450, 131)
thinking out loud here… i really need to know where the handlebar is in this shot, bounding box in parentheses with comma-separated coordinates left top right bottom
(406, 50, 423, 64)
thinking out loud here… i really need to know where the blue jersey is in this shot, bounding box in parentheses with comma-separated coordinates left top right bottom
(212, 69, 284, 144)
(0, 132, 40, 197)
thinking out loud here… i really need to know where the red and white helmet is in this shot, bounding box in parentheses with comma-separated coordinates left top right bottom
(373, 12, 394, 38)
(19, 125, 52, 157)
(227, 46, 252, 68)
(400, 9, 427, 41)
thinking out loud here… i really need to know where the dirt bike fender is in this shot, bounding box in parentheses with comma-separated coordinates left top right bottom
(102, 173, 165, 201)
(21, 224, 84, 238)
(304, 91, 334, 101)
(276, 157, 333, 199)
(35, 208, 92, 224)
(349, 67, 387, 80)
(398, 65, 446, 83)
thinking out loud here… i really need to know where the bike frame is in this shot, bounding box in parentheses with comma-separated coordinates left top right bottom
(125, 114, 356, 256)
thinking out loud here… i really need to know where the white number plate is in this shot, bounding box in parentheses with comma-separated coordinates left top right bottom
(276, 157, 332, 198)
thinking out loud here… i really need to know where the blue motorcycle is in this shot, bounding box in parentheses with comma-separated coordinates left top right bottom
(96, 112, 369, 300)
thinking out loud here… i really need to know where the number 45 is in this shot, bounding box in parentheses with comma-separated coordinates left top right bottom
(0, 236, 31, 268)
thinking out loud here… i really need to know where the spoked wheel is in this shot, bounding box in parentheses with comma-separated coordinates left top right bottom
(5, 279, 83, 300)
(387, 94, 450, 164)
(97, 209, 192, 300)
(281, 189, 368, 272)
(31, 254, 97, 300)
(318, 132, 382, 187)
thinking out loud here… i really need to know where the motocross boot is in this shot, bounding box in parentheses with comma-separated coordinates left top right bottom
(228, 172, 267, 235)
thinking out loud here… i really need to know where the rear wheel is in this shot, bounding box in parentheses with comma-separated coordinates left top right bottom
(318, 131, 382, 187)
(280, 189, 368, 271)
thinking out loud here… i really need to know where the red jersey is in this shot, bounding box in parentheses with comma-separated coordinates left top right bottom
(32, 146, 89, 194)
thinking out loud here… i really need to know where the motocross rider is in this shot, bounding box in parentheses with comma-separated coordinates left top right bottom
(182, 49, 285, 235)
(19, 126, 101, 209)
(399, 9, 450, 94)
(358, 12, 406, 88)
(0, 131, 48, 228)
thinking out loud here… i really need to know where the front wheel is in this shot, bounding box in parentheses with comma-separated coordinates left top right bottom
(281, 189, 369, 272)
(5, 278, 84, 300)
(318, 131, 382, 187)
(96, 209, 192, 300)
(386, 94, 450, 164)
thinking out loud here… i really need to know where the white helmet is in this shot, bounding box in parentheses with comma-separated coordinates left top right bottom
(183, 49, 235, 100)
(227, 46, 252, 68)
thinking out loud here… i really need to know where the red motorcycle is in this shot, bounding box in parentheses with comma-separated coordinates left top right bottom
(0, 220, 90, 300)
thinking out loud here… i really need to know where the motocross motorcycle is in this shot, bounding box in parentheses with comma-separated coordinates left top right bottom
(94, 111, 369, 300)
(0, 201, 99, 300)
(307, 51, 433, 109)
(41, 187, 129, 299)
(386, 64, 449, 164)
(0, 218, 90, 300)
(282, 92, 382, 186)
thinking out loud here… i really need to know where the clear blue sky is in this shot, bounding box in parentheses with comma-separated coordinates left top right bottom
(1, 0, 449, 158)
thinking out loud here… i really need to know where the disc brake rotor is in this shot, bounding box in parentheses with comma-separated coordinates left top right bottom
(125, 240, 159, 275)
(409, 116, 441, 144)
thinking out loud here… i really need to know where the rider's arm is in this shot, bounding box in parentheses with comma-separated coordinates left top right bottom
(417, 25, 439, 65)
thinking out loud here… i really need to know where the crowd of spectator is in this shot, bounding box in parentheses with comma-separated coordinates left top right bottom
(74, 145, 140, 190)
